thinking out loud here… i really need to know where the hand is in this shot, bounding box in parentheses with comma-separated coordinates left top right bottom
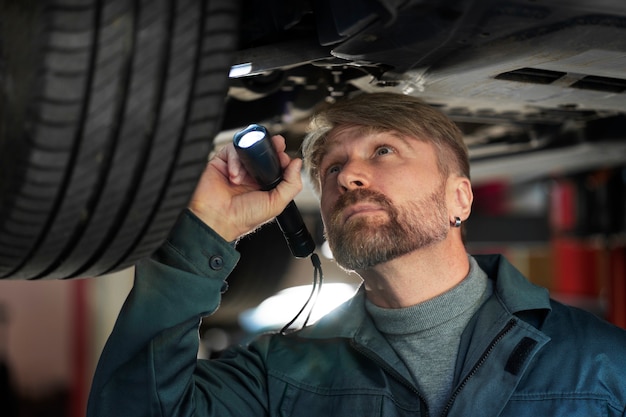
(188, 135, 303, 242)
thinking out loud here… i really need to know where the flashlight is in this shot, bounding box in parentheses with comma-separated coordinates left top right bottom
(233, 124, 315, 258)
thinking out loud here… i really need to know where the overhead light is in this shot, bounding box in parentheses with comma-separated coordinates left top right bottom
(229, 63, 253, 78)
(239, 283, 358, 333)
(321, 240, 334, 259)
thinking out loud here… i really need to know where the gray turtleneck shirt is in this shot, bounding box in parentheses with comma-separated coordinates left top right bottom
(365, 255, 493, 417)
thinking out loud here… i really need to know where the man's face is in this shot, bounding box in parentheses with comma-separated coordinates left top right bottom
(318, 126, 450, 271)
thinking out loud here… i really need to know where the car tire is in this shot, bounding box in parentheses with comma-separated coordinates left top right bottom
(0, 0, 239, 279)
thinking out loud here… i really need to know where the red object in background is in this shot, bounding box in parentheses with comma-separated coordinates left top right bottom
(608, 246, 626, 329)
(550, 179, 577, 234)
(552, 238, 600, 297)
(472, 181, 510, 216)
(549, 173, 626, 329)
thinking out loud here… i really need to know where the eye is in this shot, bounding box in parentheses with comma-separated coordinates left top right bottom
(374, 145, 394, 157)
(326, 164, 341, 175)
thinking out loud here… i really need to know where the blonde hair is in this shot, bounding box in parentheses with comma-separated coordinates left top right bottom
(302, 93, 469, 194)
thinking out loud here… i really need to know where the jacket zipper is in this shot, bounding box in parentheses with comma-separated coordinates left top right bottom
(439, 318, 518, 417)
(351, 340, 431, 417)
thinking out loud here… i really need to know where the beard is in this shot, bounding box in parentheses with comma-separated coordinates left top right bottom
(325, 185, 449, 271)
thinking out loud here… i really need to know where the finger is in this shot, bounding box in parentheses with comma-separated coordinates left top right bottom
(266, 158, 302, 219)
(278, 157, 303, 198)
(223, 144, 246, 185)
(271, 135, 293, 170)
(271, 134, 287, 152)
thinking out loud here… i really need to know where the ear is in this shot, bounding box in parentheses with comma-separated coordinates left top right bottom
(448, 175, 473, 222)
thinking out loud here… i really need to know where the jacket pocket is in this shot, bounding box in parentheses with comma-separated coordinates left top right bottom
(277, 383, 422, 417)
(501, 395, 615, 417)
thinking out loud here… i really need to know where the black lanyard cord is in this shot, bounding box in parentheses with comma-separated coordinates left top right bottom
(280, 253, 324, 334)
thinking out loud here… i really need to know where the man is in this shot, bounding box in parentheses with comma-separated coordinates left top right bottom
(88, 93, 626, 417)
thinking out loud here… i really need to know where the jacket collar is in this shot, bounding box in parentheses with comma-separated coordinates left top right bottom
(474, 254, 552, 331)
(473, 254, 551, 317)
(298, 253, 552, 340)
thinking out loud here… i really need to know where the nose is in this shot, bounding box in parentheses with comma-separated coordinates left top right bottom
(337, 160, 370, 192)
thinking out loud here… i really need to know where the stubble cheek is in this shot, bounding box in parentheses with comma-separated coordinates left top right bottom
(319, 191, 336, 225)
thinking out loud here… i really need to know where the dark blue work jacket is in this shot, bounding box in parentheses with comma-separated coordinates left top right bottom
(88, 210, 626, 417)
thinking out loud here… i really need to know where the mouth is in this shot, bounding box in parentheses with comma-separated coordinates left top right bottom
(328, 189, 394, 225)
(342, 203, 388, 222)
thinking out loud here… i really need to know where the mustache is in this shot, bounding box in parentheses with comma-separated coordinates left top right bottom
(330, 189, 394, 222)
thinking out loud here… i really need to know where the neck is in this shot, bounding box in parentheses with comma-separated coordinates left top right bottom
(358, 236, 470, 308)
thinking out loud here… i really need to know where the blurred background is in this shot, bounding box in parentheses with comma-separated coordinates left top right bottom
(2, 0, 626, 415)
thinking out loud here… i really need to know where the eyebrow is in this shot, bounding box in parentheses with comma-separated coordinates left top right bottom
(386, 131, 414, 146)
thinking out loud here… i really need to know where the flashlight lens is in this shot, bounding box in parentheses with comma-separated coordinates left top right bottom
(238, 130, 266, 148)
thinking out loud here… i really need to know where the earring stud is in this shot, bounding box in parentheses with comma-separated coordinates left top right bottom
(452, 216, 462, 228)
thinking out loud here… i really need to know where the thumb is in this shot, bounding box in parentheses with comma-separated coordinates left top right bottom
(270, 157, 303, 213)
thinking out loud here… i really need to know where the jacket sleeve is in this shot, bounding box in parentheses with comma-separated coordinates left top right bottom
(87, 209, 271, 417)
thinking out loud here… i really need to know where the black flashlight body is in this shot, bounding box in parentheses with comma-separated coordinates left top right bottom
(233, 124, 316, 258)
